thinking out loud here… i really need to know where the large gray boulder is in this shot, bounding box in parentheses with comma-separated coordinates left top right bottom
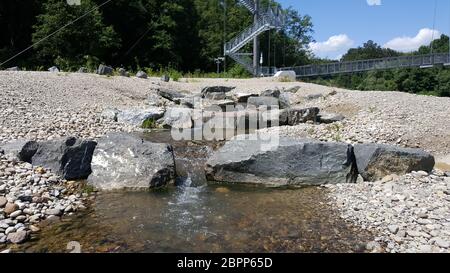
(354, 144, 435, 182)
(280, 107, 320, 125)
(157, 107, 193, 129)
(157, 88, 185, 102)
(1, 138, 97, 180)
(97, 64, 113, 75)
(117, 107, 165, 127)
(88, 133, 175, 190)
(32, 137, 97, 180)
(206, 135, 357, 187)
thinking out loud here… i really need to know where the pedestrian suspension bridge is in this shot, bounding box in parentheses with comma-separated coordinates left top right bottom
(227, 0, 449, 78)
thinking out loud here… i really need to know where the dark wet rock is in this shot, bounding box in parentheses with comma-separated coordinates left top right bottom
(0, 140, 39, 163)
(97, 64, 113, 75)
(353, 144, 435, 182)
(31, 137, 97, 180)
(117, 107, 165, 127)
(136, 71, 148, 79)
(247, 97, 279, 108)
(206, 135, 357, 187)
(261, 89, 281, 98)
(157, 107, 193, 129)
(157, 88, 185, 102)
(89, 133, 176, 190)
(279, 107, 320, 126)
(318, 112, 345, 124)
(201, 86, 235, 98)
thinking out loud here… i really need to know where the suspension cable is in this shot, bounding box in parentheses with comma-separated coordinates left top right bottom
(0, 0, 114, 67)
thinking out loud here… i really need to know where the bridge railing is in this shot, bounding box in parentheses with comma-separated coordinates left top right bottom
(280, 53, 450, 77)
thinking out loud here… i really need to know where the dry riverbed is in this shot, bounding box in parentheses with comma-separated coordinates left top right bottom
(1, 71, 450, 253)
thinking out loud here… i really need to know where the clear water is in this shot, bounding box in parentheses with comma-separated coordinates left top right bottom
(12, 131, 373, 253)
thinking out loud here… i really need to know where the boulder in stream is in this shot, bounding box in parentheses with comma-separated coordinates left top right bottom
(89, 133, 176, 190)
(206, 135, 357, 187)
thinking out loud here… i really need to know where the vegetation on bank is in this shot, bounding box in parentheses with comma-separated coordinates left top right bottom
(307, 38, 450, 97)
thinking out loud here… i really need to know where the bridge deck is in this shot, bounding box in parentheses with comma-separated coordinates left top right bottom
(279, 53, 450, 78)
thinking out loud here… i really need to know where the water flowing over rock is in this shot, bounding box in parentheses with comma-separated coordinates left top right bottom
(353, 144, 435, 182)
(206, 135, 357, 187)
(88, 133, 176, 190)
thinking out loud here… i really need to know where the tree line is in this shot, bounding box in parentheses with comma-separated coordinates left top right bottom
(309, 37, 450, 97)
(0, 0, 313, 75)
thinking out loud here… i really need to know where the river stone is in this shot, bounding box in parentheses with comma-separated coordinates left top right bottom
(30, 137, 97, 180)
(247, 97, 279, 108)
(318, 112, 345, 124)
(354, 144, 435, 182)
(118, 68, 129, 77)
(6, 231, 28, 244)
(78, 67, 88, 73)
(89, 133, 176, 190)
(101, 108, 119, 122)
(157, 107, 193, 129)
(261, 89, 281, 98)
(4, 203, 19, 215)
(136, 71, 148, 79)
(157, 88, 185, 102)
(0, 197, 7, 208)
(6, 66, 20, 71)
(97, 64, 113, 75)
(279, 93, 291, 109)
(117, 107, 165, 127)
(48, 66, 59, 73)
(206, 135, 357, 187)
(232, 93, 259, 103)
(201, 86, 235, 98)
(280, 107, 320, 126)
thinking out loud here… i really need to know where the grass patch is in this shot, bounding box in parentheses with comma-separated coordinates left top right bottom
(142, 118, 157, 129)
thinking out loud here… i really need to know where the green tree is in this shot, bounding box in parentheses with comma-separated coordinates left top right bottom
(32, 0, 120, 70)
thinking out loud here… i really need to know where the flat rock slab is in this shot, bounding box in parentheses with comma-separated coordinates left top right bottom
(201, 86, 235, 98)
(354, 144, 435, 182)
(157, 88, 184, 102)
(117, 107, 165, 127)
(206, 135, 357, 187)
(89, 133, 176, 190)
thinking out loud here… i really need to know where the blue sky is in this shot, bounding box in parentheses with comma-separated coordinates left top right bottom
(278, 0, 450, 59)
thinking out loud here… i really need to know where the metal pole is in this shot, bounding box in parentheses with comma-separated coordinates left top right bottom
(223, 0, 227, 73)
(253, 0, 260, 77)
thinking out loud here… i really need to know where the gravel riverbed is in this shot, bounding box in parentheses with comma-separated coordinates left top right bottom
(1, 71, 450, 253)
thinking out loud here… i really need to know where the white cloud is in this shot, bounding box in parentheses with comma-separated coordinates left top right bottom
(367, 0, 382, 6)
(309, 34, 354, 60)
(383, 28, 441, 52)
